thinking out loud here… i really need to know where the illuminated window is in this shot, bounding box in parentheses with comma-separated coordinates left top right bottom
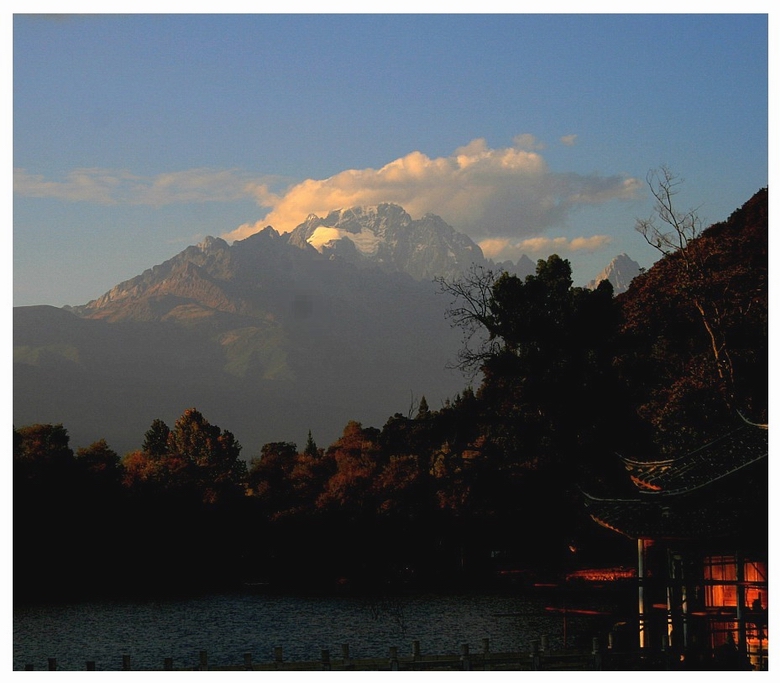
(704, 555, 737, 607)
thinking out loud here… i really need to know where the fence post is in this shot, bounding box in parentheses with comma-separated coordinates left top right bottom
(482, 637, 491, 670)
(164, 657, 173, 671)
(199, 650, 208, 671)
(389, 646, 399, 670)
(122, 654, 131, 671)
(321, 649, 331, 671)
(341, 643, 351, 666)
(244, 653, 253, 670)
(592, 637, 602, 670)
(460, 644, 471, 670)
(531, 640, 541, 670)
(412, 640, 421, 661)
(86, 661, 95, 671)
(540, 634, 549, 653)
(274, 646, 284, 664)
(48, 658, 57, 671)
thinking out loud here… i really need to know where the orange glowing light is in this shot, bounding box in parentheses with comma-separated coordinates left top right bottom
(545, 607, 610, 616)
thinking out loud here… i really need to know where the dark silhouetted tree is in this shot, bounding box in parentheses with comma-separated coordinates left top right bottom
(304, 430, 320, 458)
(168, 408, 246, 503)
(635, 166, 736, 407)
(142, 418, 171, 458)
(76, 438, 123, 488)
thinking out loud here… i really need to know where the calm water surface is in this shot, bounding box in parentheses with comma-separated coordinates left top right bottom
(14, 589, 618, 670)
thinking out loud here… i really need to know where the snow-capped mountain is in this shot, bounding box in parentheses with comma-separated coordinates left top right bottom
(287, 203, 491, 281)
(586, 253, 642, 295)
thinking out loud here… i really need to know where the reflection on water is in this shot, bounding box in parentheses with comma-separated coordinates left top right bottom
(14, 589, 621, 670)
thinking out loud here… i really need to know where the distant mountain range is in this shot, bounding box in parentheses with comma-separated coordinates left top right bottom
(14, 203, 635, 456)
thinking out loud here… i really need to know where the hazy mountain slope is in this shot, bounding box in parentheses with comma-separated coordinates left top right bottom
(15, 223, 468, 456)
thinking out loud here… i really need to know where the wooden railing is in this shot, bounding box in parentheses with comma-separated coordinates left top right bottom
(23, 636, 661, 671)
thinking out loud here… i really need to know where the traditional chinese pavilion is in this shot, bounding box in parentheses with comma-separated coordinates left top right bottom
(582, 420, 768, 669)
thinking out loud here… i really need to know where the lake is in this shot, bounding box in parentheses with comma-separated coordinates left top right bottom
(13, 587, 625, 670)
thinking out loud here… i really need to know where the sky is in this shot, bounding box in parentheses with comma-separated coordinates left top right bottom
(10, 9, 771, 307)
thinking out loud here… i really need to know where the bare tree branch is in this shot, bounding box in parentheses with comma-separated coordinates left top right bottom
(635, 166, 735, 407)
(436, 265, 501, 376)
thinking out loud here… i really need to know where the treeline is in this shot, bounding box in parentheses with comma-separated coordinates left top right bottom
(13, 184, 767, 602)
(14, 397, 607, 602)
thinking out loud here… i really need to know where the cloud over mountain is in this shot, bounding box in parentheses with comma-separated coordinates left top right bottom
(224, 138, 641, 244)
(15, 137, 640, 264)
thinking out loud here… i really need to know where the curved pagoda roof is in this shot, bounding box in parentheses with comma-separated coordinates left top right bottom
(619, 422, 767, 495)
(583, 423, 768, 541)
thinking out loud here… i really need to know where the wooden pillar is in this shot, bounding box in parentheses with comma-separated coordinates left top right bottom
(660, 632, 671, 670)
(680, 574, 689, 650)
(665, 549, 675, 650)
(637, 538, 647, 649)
(198, 650, 208, 671)
(164, 657, 173, 671)
(86, 661, 95, 671)
(243, 653, 253, 670)
(320, 649, 330, 671)
(274, 646, 284, 663)
(122, 655, 131, 671)
(48, 658, 57, 671)
(736, 551, 748, 661)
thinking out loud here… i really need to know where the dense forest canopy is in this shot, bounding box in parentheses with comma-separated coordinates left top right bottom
(14, 186, 767, 602)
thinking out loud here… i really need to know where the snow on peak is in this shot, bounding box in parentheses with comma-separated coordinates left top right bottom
(307, 225, 383, 256)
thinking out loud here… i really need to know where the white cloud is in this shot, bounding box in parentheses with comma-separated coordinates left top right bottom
(224, 137, 640, 242)
(13, 167, 264, 206)
(512, 133, 545, 151)
(560, 134, 578, 146)
(480, 234, 613, 261)
(14, 137, 641, 252)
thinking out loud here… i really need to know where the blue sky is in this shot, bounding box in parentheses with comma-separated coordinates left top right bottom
(11, 10, 770, 307)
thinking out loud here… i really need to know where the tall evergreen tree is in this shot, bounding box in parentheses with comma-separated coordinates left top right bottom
(304, 430, 319, 458)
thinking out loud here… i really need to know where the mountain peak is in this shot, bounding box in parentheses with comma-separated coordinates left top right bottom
(197, 235, 230, 255)
(286, 203, 484, 280)
(587, 253, 641, 295)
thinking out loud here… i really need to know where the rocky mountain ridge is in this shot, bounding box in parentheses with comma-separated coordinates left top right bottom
(287, 203, 491, 281)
